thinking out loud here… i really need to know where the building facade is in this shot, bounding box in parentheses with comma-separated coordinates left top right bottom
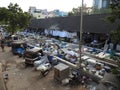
(28, 7, 68, 19)
(93, 0, 110, 9)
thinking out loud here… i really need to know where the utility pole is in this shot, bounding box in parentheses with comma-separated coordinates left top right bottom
(78, 0, 83, 68)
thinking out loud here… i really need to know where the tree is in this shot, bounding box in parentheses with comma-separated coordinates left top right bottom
(107, 0, 120, 74)
(107, 0, 120, 50)
(0, 3, 32, 34)
(68, 4, 91, 16)
(0, 7, 9, 24)
(92, 7, 111, 14)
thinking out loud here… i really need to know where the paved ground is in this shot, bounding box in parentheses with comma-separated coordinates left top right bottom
(0, 46, 89, 90)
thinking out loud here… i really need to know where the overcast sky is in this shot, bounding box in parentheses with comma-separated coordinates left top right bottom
(0, 0, 93, 12)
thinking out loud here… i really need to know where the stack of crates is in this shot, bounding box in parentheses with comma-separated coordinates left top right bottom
(54, 63, 69, 82)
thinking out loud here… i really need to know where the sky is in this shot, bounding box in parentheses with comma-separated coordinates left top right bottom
(0, 0, 93, 12)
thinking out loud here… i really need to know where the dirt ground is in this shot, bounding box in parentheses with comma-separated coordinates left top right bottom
(0, 46, 89, 90)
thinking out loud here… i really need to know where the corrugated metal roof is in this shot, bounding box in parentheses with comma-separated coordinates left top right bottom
(28, 14, 119, 33)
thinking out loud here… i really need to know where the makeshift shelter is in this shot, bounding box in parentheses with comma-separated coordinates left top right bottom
(28, 14, 119, 34)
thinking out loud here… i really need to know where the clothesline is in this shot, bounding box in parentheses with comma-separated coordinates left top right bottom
(44, 29, 77, 38)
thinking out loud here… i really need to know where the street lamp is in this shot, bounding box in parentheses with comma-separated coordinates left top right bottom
(78, 0, 83, 68)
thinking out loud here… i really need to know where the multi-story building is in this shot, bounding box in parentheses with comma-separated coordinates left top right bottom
(28, 7, 36, 15)
(93, 0, 110, 9)
(28, 7, 68, 19)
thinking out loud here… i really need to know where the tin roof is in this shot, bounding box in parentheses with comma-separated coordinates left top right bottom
(28, 14, 120, 33)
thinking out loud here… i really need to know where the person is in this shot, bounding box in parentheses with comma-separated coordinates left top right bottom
(1, 38, 5, 52)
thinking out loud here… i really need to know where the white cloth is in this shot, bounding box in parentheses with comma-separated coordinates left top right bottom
(67, 51, 76, 56)
(59, 31, 67, 37)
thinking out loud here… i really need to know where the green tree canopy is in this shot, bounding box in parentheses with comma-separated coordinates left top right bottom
(108, 0, 120, 74)
(107, 0, 120, 50)
(92, 7, 111, 14)
(68, 4, 91, 16)
(0, 7, 9, 23)
(0, 3, 32, 34)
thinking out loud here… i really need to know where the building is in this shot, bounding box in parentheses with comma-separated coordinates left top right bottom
(93, 0, 110, 9)
(28, 7, 36, 15)
(28, 7, 68, 19)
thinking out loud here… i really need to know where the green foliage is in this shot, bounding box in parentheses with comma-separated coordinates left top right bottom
(108, 0, 120, 22)
(92, 7, 112, 14)
(111, 68, 120, 74)
(106, 0, 120, 74)
(68, 4, 91, 16)
(0, 3, 32, 34)
(0, 7, 9, 23)
(110, 56, 120, 74)
(106, 0, 120, 49)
